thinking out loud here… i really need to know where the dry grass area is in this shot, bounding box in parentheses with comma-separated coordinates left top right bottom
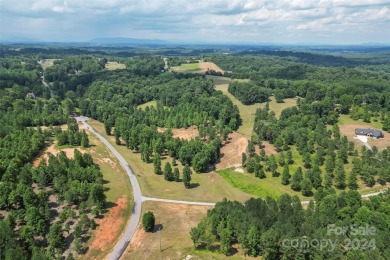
(217, 132, 247, 170)
(338, 116, 389, 151)
(121, 201, 212, 260)
(158, 125, 199, 140)
(105, 61, 126, 70)
(199, 61, 224, 74)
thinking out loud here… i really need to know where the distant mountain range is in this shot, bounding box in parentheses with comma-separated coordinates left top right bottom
(89, 37, 168, 45)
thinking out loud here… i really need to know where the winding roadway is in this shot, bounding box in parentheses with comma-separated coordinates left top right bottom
(76, 116, 387, 260)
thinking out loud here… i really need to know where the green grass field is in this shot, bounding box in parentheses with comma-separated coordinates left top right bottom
(217, 168, 311, 200)
(87, 119, 252, 203)
(171, 63, 200, 72)
(215, 83, 297, 137)
(338, 114, 383, 129)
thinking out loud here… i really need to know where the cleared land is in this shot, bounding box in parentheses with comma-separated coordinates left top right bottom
(338, 115, 389, 150)
(39, 59, 59, 70)
(105, 61, 126, 70)
(30, 131, 133, 259)
(137, 100, 157, 110)
(121, 202, 212, 260)
(121, 202, 250, 260)
(87, 119, 252, 203)
(171, 63, 200, 73)
(158, 125, 199, 141)
(199, 61, 224, 74)
(171, 62, 224, 74)
(215, 83, 297, 137)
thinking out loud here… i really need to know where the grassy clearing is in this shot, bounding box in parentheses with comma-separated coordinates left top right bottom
(171, 63, 200, 73)
(40, 59, 59, 70)
(121, 201, 212, 259)
(137, 100, 157, 110)
(105, 61, 126, 70)
(87, 119, 252, 203)
(217, 168, 311, 200)
(215, 83, 297, 137)
(338, 114, 389, 150)
(80, 134, 133, 259)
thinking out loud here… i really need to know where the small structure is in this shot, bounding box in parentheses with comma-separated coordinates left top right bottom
(26, 92, 36, 99)
(355, 128, 384, 139)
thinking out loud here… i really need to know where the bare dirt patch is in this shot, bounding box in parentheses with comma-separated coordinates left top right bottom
(158, 126, 199, 140)
(89, 197, 128, 253)
(216, 133, 277, 170)
(32, 143, 87, 167)
(339, 123, 389, 150)
(217, 132, 247, 170)
(199, 61, 224, 74)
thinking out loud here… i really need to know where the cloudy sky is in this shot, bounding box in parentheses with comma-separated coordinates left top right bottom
(1, 0, 390, 44)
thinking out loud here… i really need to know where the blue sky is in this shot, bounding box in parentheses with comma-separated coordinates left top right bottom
(1, 0, 390, 44)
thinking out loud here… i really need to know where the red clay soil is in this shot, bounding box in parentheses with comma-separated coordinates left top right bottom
(88, 197, 128, 252)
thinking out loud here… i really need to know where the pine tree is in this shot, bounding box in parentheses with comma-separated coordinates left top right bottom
(247, 141, 255, 157)
(173, 168, 180, 182)
(301, 178, 313, 196)
(348, 171, 358, 190)
(258, 168, 266, 179)
(153, 153, 162, 175)
(311, 165, 323, 189)
(281, 164, 290, 185)
(246, 158, 255, 173)
(334, 159, 346, 189)
(183, 165, 192, 189)
(278, 152, 285, 167)
(242, 153, 247, 166)
(163, 162, 173, 181)
(254, 164, 260, 177)
(325, 172, 333, 188)
(286, 149, 294, 164)
(291, 167, 303, 191)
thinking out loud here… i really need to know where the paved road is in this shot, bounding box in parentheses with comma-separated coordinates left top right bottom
(76, 116, 143, 260)
(76, 116, 387, 259)
(142, 196, 216, 206)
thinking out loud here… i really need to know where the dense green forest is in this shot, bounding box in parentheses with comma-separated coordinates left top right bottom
(191, 191, 390, 259)
(1, 46, 390, 259)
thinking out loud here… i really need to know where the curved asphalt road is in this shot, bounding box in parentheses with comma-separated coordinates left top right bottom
(76, 116, 387, 259)
(76, 117, 142, 260)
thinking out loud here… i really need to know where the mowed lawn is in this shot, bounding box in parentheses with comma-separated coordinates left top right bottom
(87, 119, 252, 203)
(215, 83, 297, 137)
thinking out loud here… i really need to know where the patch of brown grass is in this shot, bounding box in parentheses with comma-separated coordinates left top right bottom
(199, 62, 224, 74)
(122, 202, 211, 260)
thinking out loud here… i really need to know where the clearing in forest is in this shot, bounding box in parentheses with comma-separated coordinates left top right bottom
(214, 83, 297, 138)
(338, 115, 389, 150)
(199, 61, 225, 74)
(137, 100, 157, 109)
(158, 125, 199, 141)
(87, 119, 252, 203)
(39, 59, 59, 70)
(105, 61, 126, 70)
(121, 202, 213, 260)
(171, 63, 200, 73)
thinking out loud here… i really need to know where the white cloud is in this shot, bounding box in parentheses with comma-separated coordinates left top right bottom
(0, 0, 389, 43)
